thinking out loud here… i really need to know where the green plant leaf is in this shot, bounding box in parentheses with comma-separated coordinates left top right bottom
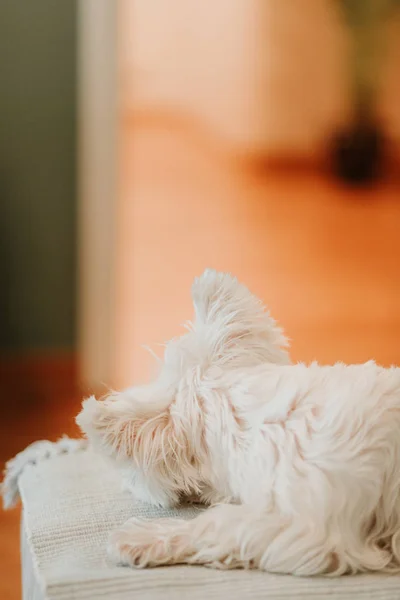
(336, 0, 400, 111)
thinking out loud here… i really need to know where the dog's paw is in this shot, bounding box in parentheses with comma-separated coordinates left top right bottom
(107, 517, 189, 568)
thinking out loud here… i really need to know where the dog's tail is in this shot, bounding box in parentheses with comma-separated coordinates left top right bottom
(1, 436, 87, 509)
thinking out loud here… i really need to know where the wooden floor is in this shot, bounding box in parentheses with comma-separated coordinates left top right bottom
(114, 120, 400, 385)
(0, 358, 82, 600)
(1, 123, 400, 598)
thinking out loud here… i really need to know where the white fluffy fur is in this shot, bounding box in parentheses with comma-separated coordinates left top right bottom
(76, 269, 400, 576)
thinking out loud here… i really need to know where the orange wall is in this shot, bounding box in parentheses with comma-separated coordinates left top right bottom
(103, 2, 400, 390)
(120, 0, 400, 157)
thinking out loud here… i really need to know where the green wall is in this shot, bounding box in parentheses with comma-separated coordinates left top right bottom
(0, 1, 76, 352)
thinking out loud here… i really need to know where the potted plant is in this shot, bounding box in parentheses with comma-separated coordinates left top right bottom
(332, 0, 399, 184)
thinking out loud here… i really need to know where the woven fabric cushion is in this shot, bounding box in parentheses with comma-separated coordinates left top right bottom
(18, 447, 400, 600)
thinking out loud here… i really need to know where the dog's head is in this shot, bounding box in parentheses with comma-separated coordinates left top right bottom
(76, 269, 289, 506)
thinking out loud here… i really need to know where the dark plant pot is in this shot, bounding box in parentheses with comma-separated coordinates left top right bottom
(331, 120, 384, 185)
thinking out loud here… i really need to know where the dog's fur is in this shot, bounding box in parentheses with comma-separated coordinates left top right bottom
(76, 269, 400, 575)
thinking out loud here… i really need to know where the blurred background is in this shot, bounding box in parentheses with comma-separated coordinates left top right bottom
(1, 0, 400, 597)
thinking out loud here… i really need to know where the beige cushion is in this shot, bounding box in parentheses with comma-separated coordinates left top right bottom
(17, 447, 400, 599)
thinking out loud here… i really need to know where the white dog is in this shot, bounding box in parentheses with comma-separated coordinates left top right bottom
(76, 269, 400, 576)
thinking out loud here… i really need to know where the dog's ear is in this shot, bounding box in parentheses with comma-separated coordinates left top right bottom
(191, 269, 289, 367)
(76, 393, 199, 506)
(76, 394, 171, 463)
